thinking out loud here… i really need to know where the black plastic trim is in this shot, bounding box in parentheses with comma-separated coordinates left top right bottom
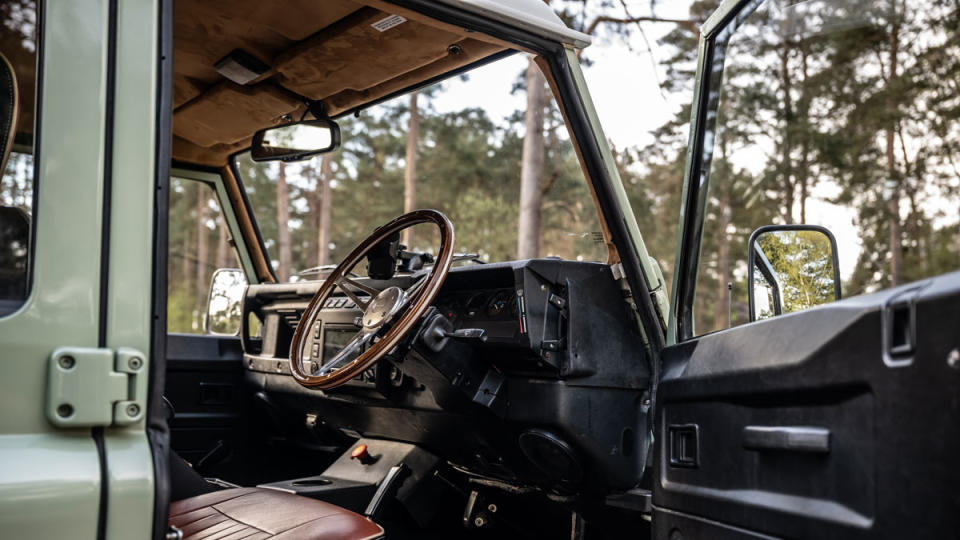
(148, 0, 174, 537)
(94, 2, 119, 538)
(24, 0, 45, 310)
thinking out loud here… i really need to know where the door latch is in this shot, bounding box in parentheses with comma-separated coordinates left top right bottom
(882, 284, 928, 368)
(46, 347, 145, 427)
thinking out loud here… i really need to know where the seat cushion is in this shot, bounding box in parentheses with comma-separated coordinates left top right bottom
(169, 487, 384, 540)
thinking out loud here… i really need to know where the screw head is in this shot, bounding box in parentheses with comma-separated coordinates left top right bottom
(128, 356, 143, 371)
(948, 349, 960, 370)
(58, 356, 75, 370)
(57, 404, 74, 418)
(487, 503, 497, 513)
(474, 516, 486, 527)
(126, 404, 140, 417)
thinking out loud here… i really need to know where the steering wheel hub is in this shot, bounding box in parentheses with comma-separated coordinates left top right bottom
(362, 286, 406, 329)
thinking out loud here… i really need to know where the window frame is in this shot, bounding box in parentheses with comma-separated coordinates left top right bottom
(668, 0, 769, 344)
(168, 168, 257, 316)
(0, 2, 42, 318)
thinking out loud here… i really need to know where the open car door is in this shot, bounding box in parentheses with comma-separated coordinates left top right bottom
(652, 0, 960, 538)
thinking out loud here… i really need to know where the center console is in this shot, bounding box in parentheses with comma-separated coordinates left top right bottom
(258, 438, 442, 525)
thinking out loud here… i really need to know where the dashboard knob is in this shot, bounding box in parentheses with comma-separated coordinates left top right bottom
(350, 444, 376, 465)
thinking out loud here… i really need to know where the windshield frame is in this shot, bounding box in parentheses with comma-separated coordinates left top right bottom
(219, 1, 667, 353)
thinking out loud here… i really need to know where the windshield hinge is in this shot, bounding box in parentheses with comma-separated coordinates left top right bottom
(610, 262, 626, 282)
(46, 347, 145, 428)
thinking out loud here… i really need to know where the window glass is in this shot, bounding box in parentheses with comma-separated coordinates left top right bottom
(1, 0, 37, 314)
(233, 58, 609, 282)
(167, 177, 240, 333)
(694, 0, 960, 335)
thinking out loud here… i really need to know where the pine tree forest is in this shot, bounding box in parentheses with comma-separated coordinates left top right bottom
(2, 0, 958, 336)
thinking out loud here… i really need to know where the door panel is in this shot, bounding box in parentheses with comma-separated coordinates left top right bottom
(654, 272, 960, 539)
(165, 333, 247, 477)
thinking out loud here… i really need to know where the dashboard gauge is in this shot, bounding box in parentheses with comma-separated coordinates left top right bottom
(487, 291, 512, 318)
(464, 293, 487, 319)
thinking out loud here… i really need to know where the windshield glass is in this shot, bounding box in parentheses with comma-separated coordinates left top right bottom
(234, 57, 609, 281)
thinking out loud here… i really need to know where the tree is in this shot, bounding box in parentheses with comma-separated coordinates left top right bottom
(402, 91, 420, 247)
(275, 161, 292, 281)
(317, 155, 333, 266)
(517, 60, 547, 258)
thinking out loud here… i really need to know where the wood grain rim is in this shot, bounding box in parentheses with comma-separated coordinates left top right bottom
(289, 209, 455, 388)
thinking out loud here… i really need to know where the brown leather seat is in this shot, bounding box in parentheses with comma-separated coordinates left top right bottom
(168, 487, 384, 540)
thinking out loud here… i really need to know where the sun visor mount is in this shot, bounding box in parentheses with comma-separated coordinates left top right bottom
(214, 49, 270, 85)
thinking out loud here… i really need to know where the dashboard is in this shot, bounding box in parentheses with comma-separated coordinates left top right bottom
(240, 259, 652, 493)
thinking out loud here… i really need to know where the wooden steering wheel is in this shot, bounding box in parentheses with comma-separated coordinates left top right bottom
(289, 209, 455, 388)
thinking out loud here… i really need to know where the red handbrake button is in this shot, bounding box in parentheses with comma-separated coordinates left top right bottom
(350, 444, 376, 465)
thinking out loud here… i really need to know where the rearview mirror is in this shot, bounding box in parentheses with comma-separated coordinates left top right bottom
(205, 268, 246, 335)
(748, 225, 841, 322)
(250, 119, 341, 162)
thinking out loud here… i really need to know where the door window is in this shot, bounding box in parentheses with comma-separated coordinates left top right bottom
(0, 0, 37, 315)
(167, 177, 240, 333)
(691, 0, 960, 336)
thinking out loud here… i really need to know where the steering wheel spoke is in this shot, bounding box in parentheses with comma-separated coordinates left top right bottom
(335, 276, 376, 309)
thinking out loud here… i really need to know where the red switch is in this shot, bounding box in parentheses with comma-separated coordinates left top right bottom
(350, 444, 376, 465)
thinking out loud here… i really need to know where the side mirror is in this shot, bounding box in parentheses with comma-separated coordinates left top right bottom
(205, 268, 246, 335)
(747, 225, 841, 322)
(250, 118, 341, 162)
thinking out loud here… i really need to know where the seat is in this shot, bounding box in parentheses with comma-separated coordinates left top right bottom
(168, 487, 385, 540)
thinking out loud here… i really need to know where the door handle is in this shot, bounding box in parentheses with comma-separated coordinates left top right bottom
(742, 426, 830, 453)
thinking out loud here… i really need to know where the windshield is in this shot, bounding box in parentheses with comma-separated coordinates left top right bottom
(234, 57, 609, 281)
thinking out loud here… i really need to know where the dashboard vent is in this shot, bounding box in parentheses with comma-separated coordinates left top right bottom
(277, 309, 304, 329)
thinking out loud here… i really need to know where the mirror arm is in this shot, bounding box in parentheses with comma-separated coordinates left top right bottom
(306, 99, 329, 121)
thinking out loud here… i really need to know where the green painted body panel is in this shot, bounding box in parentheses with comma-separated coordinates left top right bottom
(0, 0, 111, 538)
(103, 0, 161, 537)
(0, 0, 157, 537)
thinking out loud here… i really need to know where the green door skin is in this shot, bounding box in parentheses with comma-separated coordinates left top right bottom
(0, 0, 157, 538)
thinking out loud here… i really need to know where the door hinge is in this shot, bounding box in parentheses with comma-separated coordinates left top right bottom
(46, 347, 146, 428)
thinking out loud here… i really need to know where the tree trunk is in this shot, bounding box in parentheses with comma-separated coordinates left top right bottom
(798, 45, 810, 224)
(318, 156, 333, 267)
(713, 180, 731, 331)
(780, 41, 795, 224)
(276, 162, 292, 281)
(402, 91, 420, 248)
(215, 215, 230, 268)
(517, 58, 547, 259)
(195, 188, 209, 319)
(885, 23, 902, 286)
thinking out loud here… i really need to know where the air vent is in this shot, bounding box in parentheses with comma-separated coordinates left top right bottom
(277, 309, 303, 329)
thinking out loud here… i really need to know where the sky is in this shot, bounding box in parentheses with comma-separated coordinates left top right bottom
(429, 2, 866, 282)
(432, 2, 695, 150)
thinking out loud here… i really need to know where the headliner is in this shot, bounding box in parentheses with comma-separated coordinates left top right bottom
(171, 0, 514, 167)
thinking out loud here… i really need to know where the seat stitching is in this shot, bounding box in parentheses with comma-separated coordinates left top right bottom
(206, 504, 271, 535)
(176, 512, 229, 532)
(171, 490, 260, 519)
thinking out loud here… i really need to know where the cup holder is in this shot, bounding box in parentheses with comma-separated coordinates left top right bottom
(291, 478, 333, 487)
